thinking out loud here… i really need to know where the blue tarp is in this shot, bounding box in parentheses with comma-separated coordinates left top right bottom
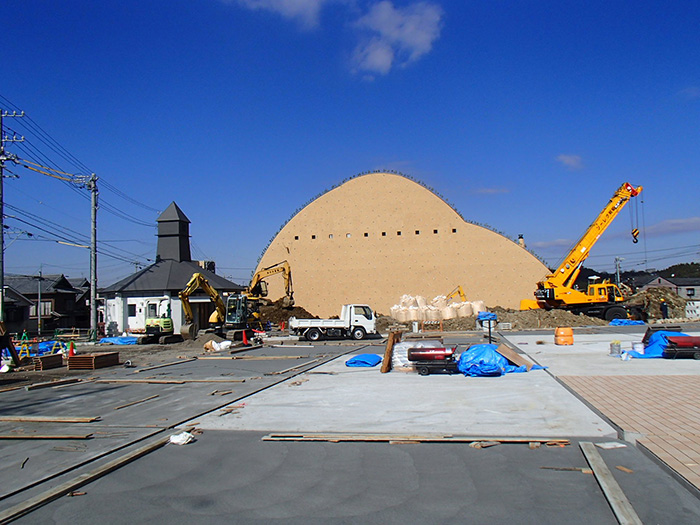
(457, 344, 538, 377)
(609, 319, 645, 326)
(627, 330, 689, 358)
(37, 341, 67, 354)
(345, 354, 382, 367)
(99, 336, 138, 345)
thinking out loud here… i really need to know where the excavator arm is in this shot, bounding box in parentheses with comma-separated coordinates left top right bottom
(178, 273, 227, 339)
(248, 261, 294, 307)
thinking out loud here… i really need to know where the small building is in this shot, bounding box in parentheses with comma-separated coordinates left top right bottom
(4, 274, 87, 336)
(667, 277, 700, 301)
(2, 286, 33, 335)
(100, 202, 244, 336)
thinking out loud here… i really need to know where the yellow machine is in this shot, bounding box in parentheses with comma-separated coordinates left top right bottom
(179, 273, 227, 340)
(247, 260, 294, 307)
(446, 285, 467, 303)
(178, 262, 293, 340)
(520, 182, 643, 320)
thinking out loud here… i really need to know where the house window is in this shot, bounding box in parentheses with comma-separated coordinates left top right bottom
(128, 304, 137, 317)
(382, 232, 386, 237)
(311, 235, 316, 239)
(452, 228, 457, 233)
(688, 288, 696, 298)
(433, 229, 438, 234)
(364, 232, 368, 237)
(415, 230, 420, 235)
(30, 301, 52, 317)
(329, 234, 334, 239)
(397, 231, 402, 236)
(346, 233, 351, 238)
(294, 236, 299, 240)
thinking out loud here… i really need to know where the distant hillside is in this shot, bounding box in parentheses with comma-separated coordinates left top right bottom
(658, 262, 700, 278)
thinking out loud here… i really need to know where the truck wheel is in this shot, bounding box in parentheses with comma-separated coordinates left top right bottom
(605, 306, 627, 321)
(418, 366, 430, 376)
(351, 327, 366, 340)
(306, 328, 322, 342)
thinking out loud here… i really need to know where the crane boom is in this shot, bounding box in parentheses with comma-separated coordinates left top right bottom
(520, 182, 643, 320)
(547, 182, 642, 289)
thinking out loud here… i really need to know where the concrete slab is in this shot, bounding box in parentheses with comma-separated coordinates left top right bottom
(193, 346, 616, 438)
(505, 331, 700, 376)
(18, 430, 700, 525)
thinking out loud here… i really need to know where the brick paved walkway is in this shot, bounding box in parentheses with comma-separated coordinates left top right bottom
(560, 375, 700, 491)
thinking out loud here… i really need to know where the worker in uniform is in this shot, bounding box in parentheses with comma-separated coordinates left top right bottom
(660, 299, 669, 319)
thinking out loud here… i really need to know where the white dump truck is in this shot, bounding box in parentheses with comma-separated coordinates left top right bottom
(289, 304, 377, 341)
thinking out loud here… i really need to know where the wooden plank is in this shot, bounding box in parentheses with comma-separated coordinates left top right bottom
(579, 441, 643, 525)
(0, 415, 100, 423)
(265, 358, 321, 376)
(113, 395, 159, 410)
(95, 378, 245, 384)
(25, 378, 81, 391)
(134, 358, 197, 373)
(0, 429, 190, 523)
(33, 354, 64, 371)
(495, 344, 534, 371)
(262, 433, 570, 444)
(0, 433, 93, 439)
(381, 331, 401, 373)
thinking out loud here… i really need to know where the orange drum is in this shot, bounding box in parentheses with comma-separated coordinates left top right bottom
(554, 326, 574, 345)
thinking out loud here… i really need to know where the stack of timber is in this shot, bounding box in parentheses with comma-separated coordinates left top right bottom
(32, 354, 63, 371)
(67, 352, 119, 370)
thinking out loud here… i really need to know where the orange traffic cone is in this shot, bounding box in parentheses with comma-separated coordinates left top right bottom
(68, 341, 75, 357)
(242, 329, 249, 346)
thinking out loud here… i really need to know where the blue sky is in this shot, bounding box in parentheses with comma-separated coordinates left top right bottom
(2, 0, 699, 288)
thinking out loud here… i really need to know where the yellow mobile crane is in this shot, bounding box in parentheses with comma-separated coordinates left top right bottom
(520, 182, 643, 321)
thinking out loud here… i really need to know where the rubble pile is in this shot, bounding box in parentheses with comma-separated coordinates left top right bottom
(258, 299, 317, 325)
(386, 306, 607, 331)
(625, 287, 688, 320)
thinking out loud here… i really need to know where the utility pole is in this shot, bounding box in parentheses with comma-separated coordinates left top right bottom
(37, 266, 43, 336)
(615, 257, 624, 286)
(0, 109, 24, 322)
(89, 174, 98, 341)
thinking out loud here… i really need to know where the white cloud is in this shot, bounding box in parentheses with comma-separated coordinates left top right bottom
(352, 1, 444, 76)
(678, 86, 700, 100)
(472, 187, 510, 195)
(556, 154, 583, 171)
(645, 217, 700, 236)
(232, 0, 331, 28)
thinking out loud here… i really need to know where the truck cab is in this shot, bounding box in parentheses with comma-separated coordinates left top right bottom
(289, 304, 377, 341)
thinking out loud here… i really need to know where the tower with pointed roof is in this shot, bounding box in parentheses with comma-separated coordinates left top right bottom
(156, 202, 191, 262)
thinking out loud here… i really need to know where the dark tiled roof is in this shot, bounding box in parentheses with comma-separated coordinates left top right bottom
(157, 202, 190, 223)
(667, 277, 700, 286)
(4, 286, 33, 306)
(99, 259, 245, 294)
(5, 274, 76, 295)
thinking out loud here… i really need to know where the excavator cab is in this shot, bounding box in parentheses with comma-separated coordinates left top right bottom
(225, 294, 250, 329)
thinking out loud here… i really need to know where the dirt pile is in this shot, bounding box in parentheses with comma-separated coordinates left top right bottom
(384, 306, 607, 331)
(258, 299, 317, 325)
(625, 287, 687, 320)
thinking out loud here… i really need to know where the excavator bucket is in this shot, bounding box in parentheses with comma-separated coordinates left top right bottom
(281, 295, 295, 308)
(180, 323, 198, 341)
